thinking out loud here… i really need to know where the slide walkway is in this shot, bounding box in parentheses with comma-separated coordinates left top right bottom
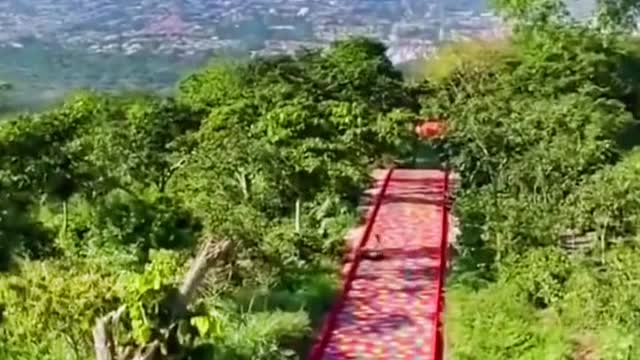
(309, 168, 451, 360)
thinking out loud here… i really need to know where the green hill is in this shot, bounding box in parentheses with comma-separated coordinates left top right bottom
(3, 1, 640, 359)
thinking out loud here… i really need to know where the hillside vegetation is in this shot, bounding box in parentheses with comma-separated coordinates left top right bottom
(3, 1, 640, 359)
(431, 1, 640, 359)
(0, 39, 417, 360)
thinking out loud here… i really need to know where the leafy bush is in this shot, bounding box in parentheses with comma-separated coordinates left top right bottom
(446, 284, 570, 360)
(501, 248, 572, 309)
(89, 190, 198, 255)
(0, 260, 126, 360)
(562, 149, 640, 236)
(421, 39, 515, 82)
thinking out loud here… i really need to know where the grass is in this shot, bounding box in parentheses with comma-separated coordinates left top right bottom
(228, 263, 339, 358)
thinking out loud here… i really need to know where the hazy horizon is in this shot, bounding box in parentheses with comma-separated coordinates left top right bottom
(0, 0, 599, 109)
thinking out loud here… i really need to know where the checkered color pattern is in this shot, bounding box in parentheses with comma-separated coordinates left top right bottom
(319, 169, 446, 360)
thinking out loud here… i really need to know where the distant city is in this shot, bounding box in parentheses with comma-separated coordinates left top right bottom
(0, 0, 510, 65)
(0, 0, 598, 108)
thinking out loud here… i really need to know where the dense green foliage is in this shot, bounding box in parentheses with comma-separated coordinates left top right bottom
(423, 2, 640, 359)
(5, 1, 640, 358)
(0, 38, 416, 359)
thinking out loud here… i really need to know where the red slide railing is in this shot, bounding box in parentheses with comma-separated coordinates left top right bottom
(308, 167, 395, 360)
(432, 168, 451, 360)
(308, 167, 450, 360)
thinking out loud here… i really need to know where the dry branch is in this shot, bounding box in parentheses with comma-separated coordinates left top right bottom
(92, 238, 233, 360)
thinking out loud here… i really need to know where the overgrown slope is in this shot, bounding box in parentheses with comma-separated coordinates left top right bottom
(4, 2, 640, 359)
(416, 3, 640, 359)
(0, 38, 417, 360)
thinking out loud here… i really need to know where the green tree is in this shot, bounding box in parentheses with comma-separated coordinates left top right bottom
(492, 0, 640, 32)
(595, 0, 640, 31)
(491, 0, 568, 28)
(71, 95, 200, 194)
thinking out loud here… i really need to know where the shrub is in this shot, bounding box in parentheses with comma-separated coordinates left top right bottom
(0, 260, 126, 360)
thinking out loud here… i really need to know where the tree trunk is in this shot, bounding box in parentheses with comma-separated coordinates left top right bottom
(93, 238, 232, 360)
(93, 320, 113, 360)
(174, 239, 232, 318)
(295, 198, 301, 233)
(60, 200, 68, 243)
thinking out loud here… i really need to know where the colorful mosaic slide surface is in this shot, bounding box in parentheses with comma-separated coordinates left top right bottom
(316, 169, 448, 360)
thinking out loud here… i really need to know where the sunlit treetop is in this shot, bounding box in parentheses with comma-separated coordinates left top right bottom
(491, 0, 640, 32)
